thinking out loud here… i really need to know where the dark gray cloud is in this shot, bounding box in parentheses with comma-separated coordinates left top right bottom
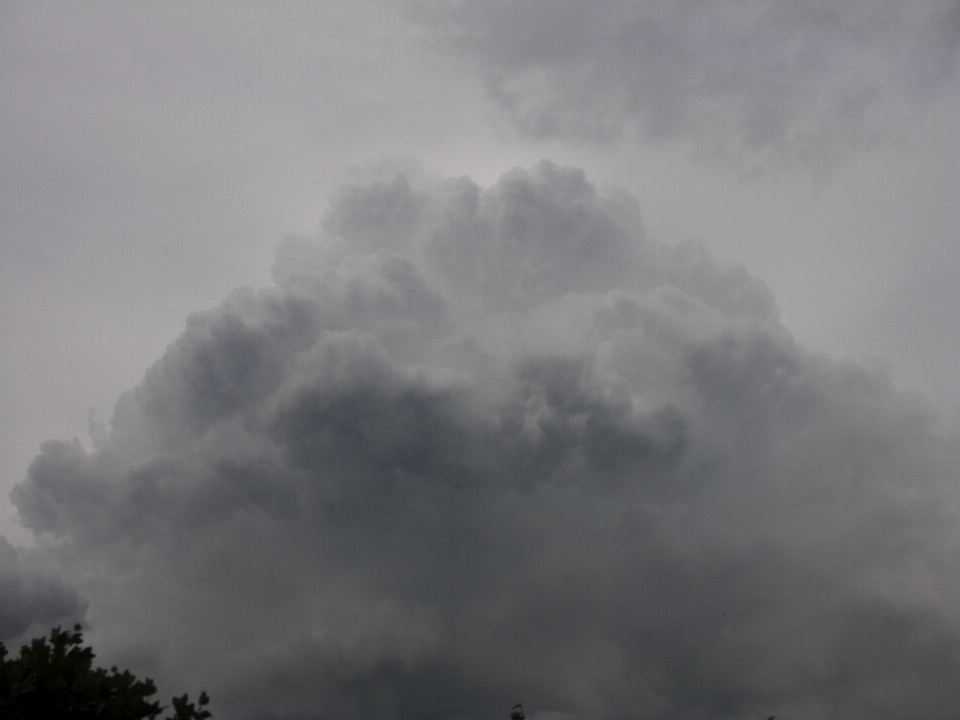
(411, 0, 960, 176)
(0, 535, 84, 644)
(7, 163, 960, 719)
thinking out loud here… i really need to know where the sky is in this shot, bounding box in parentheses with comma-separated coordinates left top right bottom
(1, 2, 960, 719)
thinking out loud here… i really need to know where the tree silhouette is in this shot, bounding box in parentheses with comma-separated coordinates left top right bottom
(0, 624, 211, 719)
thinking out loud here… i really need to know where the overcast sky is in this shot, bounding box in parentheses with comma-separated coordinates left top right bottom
(2, 2, 960, 719)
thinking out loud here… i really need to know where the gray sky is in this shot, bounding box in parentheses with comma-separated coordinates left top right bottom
(2, 2, 960, 718)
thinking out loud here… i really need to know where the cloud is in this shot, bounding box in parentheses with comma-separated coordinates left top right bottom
(410, 0, 960, 176)
(7, 162, 960, 719)
(0, 534, 84, 644)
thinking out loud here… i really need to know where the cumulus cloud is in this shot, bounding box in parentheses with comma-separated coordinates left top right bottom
(0, 534, 84, 644)
(7, 162, 960, 719)
(410, 0, 960, 175)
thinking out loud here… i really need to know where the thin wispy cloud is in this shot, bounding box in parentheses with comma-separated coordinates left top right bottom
(412, 0, 960, 176)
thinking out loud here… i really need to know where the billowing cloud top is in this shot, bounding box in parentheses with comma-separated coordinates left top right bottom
(412, 0, 960, 175)
(8, 163, 960, 719)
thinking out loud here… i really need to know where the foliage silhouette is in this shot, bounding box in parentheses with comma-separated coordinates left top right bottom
(0, 624, 211, 719)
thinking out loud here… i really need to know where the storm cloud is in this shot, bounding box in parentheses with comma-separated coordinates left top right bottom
(7, 162, 960, 719)
(0, 535, 84, 644)
(412, 0, 960, 175)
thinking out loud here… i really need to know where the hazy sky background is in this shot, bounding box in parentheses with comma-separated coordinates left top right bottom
(2, 2, 960, 718)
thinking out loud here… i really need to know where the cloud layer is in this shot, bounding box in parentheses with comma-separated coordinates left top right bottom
(7, 163, 960, 719)
(0, 535, 84, 644)
(412, 0, 960, 175)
